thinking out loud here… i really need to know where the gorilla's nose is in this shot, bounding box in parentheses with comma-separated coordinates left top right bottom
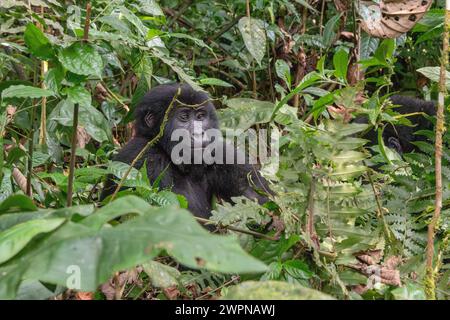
(191, 133, 210, 148)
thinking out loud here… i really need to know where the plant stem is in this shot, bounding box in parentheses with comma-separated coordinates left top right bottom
(66, 103, 79, 207)
(195, 216, 278, 241)
(67, 2, 91, 207)
(26, 101, 37, 197)
(425, 2, 449, 300)
(109, 88, 182, 202)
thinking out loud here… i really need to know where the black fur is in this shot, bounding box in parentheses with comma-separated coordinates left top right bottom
(101, 83, 272, 219)
(357, 95, 436, 153)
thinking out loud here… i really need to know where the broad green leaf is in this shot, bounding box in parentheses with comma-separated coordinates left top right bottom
(199, 78, 233, 88)
(0, 218, 65, 264)
(44, 67, 64, 94)
(333, 49, 349, 82)
(0, 198, 267, 297)
(15, 279, 61, 300)
(64, 85, 92, 108)
(322, 14, 341, 47)
(119, 6, 148, 38)
(238, 17, 266, 65)
(391, 282, 426, 300)
(271, 72, 322, 120)
(374, 39, 395, 63)
(58, 42, 103, 77)
(0, 194, 37, 214)
(0, 169, 13, 203)
(360, 35, 379, 60)
(107, 161, 141, 180)
(51, 99, 110, 142)
(169, 33, 213, 52)
(1, 85, 54, 99)
(417, 66, 450, 90)
(275, 60, 291, 88)
(79, 103, 111, 142)
(283, 260, 313, 280)
(82, 196, 151, 229)
(142, 260, 180, 289)
(152, 49, 201, 91)
(137, 0, 164, 16)
(223, 281, 334, 300)
(218, 98, 274, 131)
(24, 23, 54, 60)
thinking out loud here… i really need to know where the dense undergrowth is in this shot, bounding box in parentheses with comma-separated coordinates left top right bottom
(0, 0, 448, 300)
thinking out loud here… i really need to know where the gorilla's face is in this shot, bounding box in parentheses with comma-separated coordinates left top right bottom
(170, 105, 217, 148)
(161, 100, 220, 164)
(134, 84, 220, 164)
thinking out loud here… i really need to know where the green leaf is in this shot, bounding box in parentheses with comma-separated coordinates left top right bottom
(0, 197, 267, 297)
(218, 98, 274, 131)
(333, 49, 348, 82)
(322, 14, 341, 47)
(238, 17, 266, 65)
(271, 71, 321, 120)
(374, 39, 395, 63)
(64, 85, 92, 108)
(58, 42, 103, 77)
(275, 60, 291, 89)
(142, 260, 180, 289)
(78, 104, 111, 142)
(24, 23, 54, 60)
(391, 282, 426, 300)
(1, 85, 54, 99)
(137, 0, 164, 16)
(283, 260, 313, 280)
(107, 161, 141, 181)
(44, 67, 64, 94)
(199, 78, 233, 88)
(0, 194, 37, 214)
(82, 196, 150, 229)
(223, 281, 334, 300)
(0, 218, 65, 264)
(360, 35, 379, 60)
(417, 66, 450, 90)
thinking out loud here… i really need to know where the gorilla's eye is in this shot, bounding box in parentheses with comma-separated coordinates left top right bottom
(178, 110, 190, 121)
(196, 111, 206, 120)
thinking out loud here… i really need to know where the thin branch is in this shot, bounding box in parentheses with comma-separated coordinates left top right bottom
(66, 104, 79, 207)
(38, 6, 47, 146)
(67, 2, 91, 206)
(83, 2, 92, 42)
(366, 167, 394, 243)
(425, 3, 449, 300)
(195, 217, 279, 241)
(108, 88, 182, 202)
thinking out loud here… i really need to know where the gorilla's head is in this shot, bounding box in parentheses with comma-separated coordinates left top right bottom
(134, 83, 219, 159)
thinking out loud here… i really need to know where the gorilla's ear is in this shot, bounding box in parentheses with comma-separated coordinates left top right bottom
(144, 112, 154, 127)
(387, 136, 403, 154)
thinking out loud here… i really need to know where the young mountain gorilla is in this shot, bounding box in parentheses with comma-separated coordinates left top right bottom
(357, 95, 436, 154)
(101, 83, 272, 219)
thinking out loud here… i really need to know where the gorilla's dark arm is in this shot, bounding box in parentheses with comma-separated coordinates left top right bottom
(209, 162, 273, 205)
(100, 137, 149, 201)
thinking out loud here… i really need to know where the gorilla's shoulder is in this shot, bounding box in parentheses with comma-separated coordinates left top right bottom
(390, 95, 436, 116)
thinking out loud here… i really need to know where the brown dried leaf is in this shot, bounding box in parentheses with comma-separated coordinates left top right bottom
(380, 268, 401, 286)
(356, 249, 383, 265)
(75, 291, 94, 300)
(163, 286, 180, 300)
(12, 167, 27, 193)
(76, 126, 91, 149)
(360, 0, 432, 38)
(383, 255, 403, 270)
